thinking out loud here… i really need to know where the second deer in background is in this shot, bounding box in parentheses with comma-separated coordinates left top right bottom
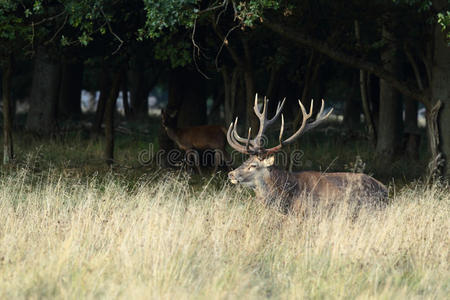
(161, 109, 230, 175)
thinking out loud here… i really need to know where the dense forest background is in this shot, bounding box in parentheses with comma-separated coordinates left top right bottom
(0, 0, 449, 182)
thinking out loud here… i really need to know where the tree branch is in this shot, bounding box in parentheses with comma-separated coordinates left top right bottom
(264, 21, 429, 105)
(404, 45, 424, 91)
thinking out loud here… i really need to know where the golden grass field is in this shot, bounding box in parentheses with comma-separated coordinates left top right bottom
(0, 166, 448, 299)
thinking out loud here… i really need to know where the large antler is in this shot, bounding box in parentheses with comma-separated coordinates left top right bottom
(227, 94, 285, 154)
(227, 94, 333, 155)
(265, 99, 333, 154)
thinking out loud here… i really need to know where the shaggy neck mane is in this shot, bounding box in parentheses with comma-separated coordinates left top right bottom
(165, 127, 183, 148)
(254, 167, 300, 211)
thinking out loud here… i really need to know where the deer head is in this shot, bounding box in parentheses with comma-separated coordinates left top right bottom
(227, 94, 333, 186)
(161, 109, 178, 130)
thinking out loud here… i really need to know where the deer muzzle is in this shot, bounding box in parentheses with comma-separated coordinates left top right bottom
(228, 171, 239, 184)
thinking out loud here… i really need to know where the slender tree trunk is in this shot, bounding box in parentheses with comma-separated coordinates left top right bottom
(222, 67, 231, 125)
(343, 72, 362, 129)
(26, 46, 61, 135)
(58, 59, 83, 120)
(176, 69, 207, 127)
(243, 68, 257, 130)
(93, 66, 109, 134)
(266, 65, 280, 101)
(265, 64, 282, 117)
(223, 66, 240, 126)
(122, 69, 131, 120)
(209, 87, 223, 124)
(427, 101, 443, 181)
(104, 71, 123, 166)
(2, 54, 14, 164)
(241, 37, 258, 132)
(354, 20, 376, 143)
(403, 97, 420, 159)
(129, 68, 144, 118)
(360, 70, 376, 143)
(376, 25, 403, 160)
(293, 51, 321, 128)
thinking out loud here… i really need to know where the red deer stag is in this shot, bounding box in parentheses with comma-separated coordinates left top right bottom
(161, 109, 229, 175)
(227, 95, 388, 214)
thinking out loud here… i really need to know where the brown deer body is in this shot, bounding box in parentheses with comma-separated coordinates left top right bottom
(227, 95, 388, 213)
(161, 110, 229, 174)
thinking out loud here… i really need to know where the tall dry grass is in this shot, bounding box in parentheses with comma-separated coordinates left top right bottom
(0, 168, 448, 299)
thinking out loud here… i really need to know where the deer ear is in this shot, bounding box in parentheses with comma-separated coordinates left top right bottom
(263, 155, 275, 167)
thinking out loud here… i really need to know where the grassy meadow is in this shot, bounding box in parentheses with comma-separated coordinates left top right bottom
(0, 125, 448, 299)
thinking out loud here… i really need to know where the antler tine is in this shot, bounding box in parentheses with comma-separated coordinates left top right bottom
(227, 121, 250, 154)
(267, 97, 286, 126)
(279, 114, 285, 144)
(304, 99, 334, 131)
(229, 95, 333, 155)
(281, 99, 332, 145)
(253, 93, 262, 117)
(232, 117, 257, 146)
(256, 96, 269, 133)
(246, 127, 252, 151)
(253, 94, 269, 148)
(256, 96, 286, 140)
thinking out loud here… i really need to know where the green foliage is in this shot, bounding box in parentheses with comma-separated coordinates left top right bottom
(154, 33, 192, 67)
(394, 0, 450, 42)
(139, 0, 198, 39)
(393, 0, 433, 11)
(235, 0, 280, 27)
(437, 11, 450, 42)
(0, 1, 29, 49)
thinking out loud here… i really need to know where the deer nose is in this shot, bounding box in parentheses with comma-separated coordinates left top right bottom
(228, 171, 238, 183)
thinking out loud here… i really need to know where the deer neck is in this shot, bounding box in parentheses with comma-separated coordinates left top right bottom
(253, 167, 298, 207)
(164, 126, 184, 149)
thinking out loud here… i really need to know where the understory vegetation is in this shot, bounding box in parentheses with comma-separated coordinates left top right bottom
(0, 131, 448, 299)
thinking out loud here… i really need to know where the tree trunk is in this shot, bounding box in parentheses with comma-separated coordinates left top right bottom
(354, 20, 376, 143)
(222, 67, 231, 125)
(403, 97, 420, 159)
(176, 69, 207, 127)
(376, 26, 403, 160)
(293, 51, 321, 128)
(122, 69, 131, 120)
(128, 68, 146, 118)
(26, 47, 60, 135)
(223, 66, 239, 126)
(367, 74, 380, 130)
(104, 71, 122, 166)
(404, 97, 420, 159)
(243, 68, 258, 131)
(93, 66, 109, 134)
(343, 76, 362, 129)
(241, 37, 258, 133)
(432, 1, 450, 177)
(2, 54, 14, 164)
(265, 64, 282, 117)
(58, 59, 83, 120)
(360, 70, 376, 143)
(208, 87, 223, 124)
(427, 101, 443, 181)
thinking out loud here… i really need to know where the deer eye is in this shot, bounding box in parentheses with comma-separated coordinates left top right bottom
(249, 164, 257, 169)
